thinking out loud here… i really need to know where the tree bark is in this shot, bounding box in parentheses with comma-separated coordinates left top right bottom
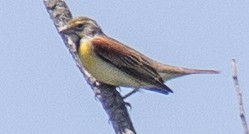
(43, 0, 136, 133)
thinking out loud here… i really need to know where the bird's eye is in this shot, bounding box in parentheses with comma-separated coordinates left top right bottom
(76, 24, 84, 28)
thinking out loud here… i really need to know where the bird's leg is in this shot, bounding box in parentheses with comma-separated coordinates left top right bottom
(122, 88, 140, 109)
(122, 88, 140, 99)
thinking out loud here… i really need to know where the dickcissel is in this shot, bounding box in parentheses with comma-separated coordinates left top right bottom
(60, 16, 218, 95)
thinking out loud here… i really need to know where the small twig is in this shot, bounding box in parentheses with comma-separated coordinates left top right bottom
(231, 59, 249, 134)
(43, 0, 136, 133)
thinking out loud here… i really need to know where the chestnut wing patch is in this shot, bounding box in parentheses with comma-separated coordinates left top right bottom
(91, 36, 171, 91)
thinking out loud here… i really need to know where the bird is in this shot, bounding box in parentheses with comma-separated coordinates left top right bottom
(59, 16, 219, 95)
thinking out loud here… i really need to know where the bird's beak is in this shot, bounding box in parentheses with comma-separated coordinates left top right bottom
(59, 25, 70, 33)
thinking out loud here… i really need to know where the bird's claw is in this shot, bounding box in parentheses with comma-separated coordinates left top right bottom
(124, 102, 132, 110)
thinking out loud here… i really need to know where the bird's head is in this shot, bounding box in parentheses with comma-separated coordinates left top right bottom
(59, 16, 103, 38)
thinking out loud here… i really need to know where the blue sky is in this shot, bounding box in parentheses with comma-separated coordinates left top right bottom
(1, 0, 249, 134)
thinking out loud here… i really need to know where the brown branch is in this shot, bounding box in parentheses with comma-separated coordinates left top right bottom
(231, 59, 249, 134)
(43, 0, 136, 133)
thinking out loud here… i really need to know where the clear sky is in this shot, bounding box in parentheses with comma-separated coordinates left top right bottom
(1, 0, 249, 134)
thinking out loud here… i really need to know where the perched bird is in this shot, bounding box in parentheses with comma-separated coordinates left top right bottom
(60, 16, 219, 95)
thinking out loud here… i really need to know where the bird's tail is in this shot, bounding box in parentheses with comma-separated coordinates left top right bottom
(153, 62, 219, 81)
(178, 68, 219, 74)
(142, 62, 219, 95)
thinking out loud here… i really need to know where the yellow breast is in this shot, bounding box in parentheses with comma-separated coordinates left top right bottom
(79, 39, 95, 70)
(78, 38, 142, 87)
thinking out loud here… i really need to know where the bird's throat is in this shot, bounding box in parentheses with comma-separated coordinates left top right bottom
(79, 39, 95, 69)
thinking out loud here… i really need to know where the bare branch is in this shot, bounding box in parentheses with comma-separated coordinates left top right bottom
(43, 0, 136, 133)
(231, 59, 249, 134)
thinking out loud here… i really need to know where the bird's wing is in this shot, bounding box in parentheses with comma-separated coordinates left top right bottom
(90, 36, 172, 93)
